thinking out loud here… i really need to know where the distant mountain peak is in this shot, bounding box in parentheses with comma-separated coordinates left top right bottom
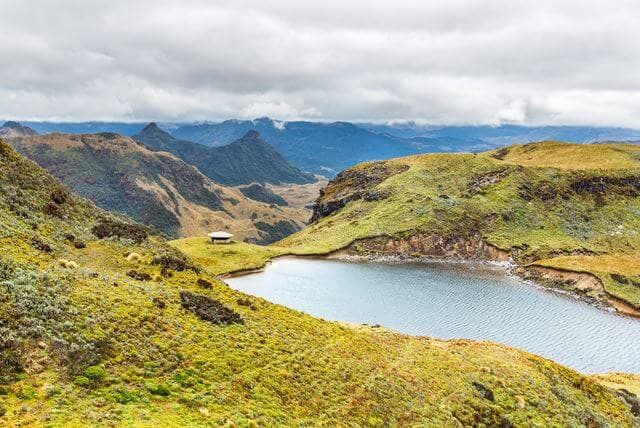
(0, 121, 38, 137)
(139, 122, 165, 134)
(3, 121, 22, 129)
(143, 121, 159, 130)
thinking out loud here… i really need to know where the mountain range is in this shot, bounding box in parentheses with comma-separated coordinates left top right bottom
(171, 117, 421, 175)
(2, 126, 309, 242)
(133, 123, 315, 186)
(9, 118, 640, 178)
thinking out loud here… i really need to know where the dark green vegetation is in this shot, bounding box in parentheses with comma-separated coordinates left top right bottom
(134, 123, 315, 185)
(283, 141, 640, 313)
(1, 139, 637, 425)
(4, 131, 309, 241)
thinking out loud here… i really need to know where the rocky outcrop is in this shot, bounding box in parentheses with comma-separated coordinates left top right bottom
(342, 233, 510, 261)
(310, 162, 409, 223)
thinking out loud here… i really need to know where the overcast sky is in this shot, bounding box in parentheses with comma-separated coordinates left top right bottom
(1, 0, 639, 126)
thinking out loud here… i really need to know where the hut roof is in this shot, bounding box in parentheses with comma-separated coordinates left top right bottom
(208, 231, 233, 239)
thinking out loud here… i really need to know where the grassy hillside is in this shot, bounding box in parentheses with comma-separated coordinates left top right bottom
(5, 132, 308, 243)
(281, 141, 640, 311)
(1, 141, 637, 425)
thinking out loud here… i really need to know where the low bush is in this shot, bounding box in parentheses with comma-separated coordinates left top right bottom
(151, 249, 196, 272)
(126, 270, 151, 281)
(145, 382, 171, 396)
(42, 202, 63, 217)
(196, 278, 212, 289)
(179, 291, 243, 325)
(92, 219, 149, 243)
(30, 236, 52, 253)
(51, 188, 69, 205)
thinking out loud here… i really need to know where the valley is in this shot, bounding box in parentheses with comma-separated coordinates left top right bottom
(1, 122, 318, 244)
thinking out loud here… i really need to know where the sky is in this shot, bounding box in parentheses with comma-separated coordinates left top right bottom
(1, 0, 639, 126)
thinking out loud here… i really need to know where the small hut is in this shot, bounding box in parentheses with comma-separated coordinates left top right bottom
(208, 231, 233, 244)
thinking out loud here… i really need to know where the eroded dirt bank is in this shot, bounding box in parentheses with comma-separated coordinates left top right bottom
(520, 266, 640, 317)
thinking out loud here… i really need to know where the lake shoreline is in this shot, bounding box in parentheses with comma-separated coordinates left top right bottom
(224, 248, 640, 318)
(226, 256, 640, 373)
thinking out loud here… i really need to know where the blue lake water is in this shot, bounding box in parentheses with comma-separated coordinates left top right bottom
(226, 257, 640, 373)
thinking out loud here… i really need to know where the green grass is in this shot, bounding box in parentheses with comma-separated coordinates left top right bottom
(1, 139, 638, 425)
(485, 140, 640, 170)
(170, 238, 286, 275)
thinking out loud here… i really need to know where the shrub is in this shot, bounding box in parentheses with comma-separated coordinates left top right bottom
(92, 219, 149, 243)
(30, 236, 52, 253)
(151, 249, 196, 272)
(179, 291, 243, 325)
(43, 202, 63, 217)
(237, 298, 257, 311)
(145, 382, 171, 396)
(83, 365, 107, 383)
(73, 240, 86, 249)
(196, 278, 212, 289)
(126, 270, 151, 281)
(51, 188, 69, 204)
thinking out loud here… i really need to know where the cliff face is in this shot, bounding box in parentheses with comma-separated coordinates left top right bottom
(344, 233, 510, 261)
(310, 160, 408, 222)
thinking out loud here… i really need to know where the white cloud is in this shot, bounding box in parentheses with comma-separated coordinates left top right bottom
(0, 0, 639, 126)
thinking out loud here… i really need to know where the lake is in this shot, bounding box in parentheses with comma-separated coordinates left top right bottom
(226, 257, 640, 373)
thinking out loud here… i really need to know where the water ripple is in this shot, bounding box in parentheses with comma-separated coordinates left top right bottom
(227, 258, 640, 373)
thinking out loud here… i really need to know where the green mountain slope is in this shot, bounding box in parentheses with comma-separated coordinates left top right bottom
(134, 123, 315, 186)
(0, 139, 636, 426)
(283, 141, 640, 313)
(4, 132, 307, 242)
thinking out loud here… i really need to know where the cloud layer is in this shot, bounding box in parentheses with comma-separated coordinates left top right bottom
(1, 0, 639, 126)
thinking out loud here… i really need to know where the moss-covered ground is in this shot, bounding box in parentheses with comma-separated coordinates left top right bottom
(1, 135, 638, 425)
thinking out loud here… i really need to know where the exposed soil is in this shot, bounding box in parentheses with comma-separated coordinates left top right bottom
(521, 266, 640, 317)
(341, 233, 510, 261)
